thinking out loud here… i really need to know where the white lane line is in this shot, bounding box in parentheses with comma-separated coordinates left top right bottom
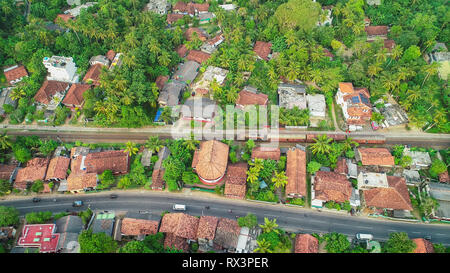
(15, 203, 73, 209)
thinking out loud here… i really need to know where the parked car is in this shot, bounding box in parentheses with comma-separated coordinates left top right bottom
(72, 200, 83, 207)
(32, 197, 41, 203)
(356, 233, 373, 241)
(173, 204, 186, 211)
(110, 194, 118, 199)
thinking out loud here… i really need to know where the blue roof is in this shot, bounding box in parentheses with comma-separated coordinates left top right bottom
(154, 108, 163, 122)
(360, 94, 369, 104)
(351, 96, 360, 103)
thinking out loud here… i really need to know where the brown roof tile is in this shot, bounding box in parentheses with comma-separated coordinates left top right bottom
(164, 233, 189, 252)
(15, 158, 50, 185)
(83, 64, 105, 86)
(253, 41, 272, 61)
(159, 213, 199, 240)
(193, 140, 229, 182)
(286, 149, 307, 197)
(184, 28, 208, 41)
(251, 147, 280, 161)
(236, 90, 268, 106)
(176, 44, 189, 58)
(186, 50, 211, 64)
(439, 171, 449, 183)
(314, 171, 353, 203)
(34, 80, 69, 105)
(339, 82, 354, 94)
(3, 65, 28, 84)
(155, 75, 169, 90)
(151, 169, 165, 190)
(62, 83, 91, 107)
(45, 157, 70, 181)
(167, 13, 184, 24)
(196, 216, 219, 240)
(0, 164, 16, 181)
(365, 26, 388, 36)
(358, 148, 395, 166)
(295, 234, 319, 253)
(67, 173, 98, 191)
(413, 238, 435, 253)
(334, 158, 348, 175)
(54, 14, 74, 23)
(106, 50, 116, 61)
(214, 218, 240, 249)
(363, 176, 413, 211)
(84, 150, 129, 175)
(224, 163, 247, 199)
(121, 218, 159, 236)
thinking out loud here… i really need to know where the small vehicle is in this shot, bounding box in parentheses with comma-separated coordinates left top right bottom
(72, 200, 84, 207)
(205, 206, 210, 210)
(32, 197, 41, 203)
(173, 204, 186, 211)
(371, 121, 379, 131)
(53, 198, 57, 202)
(110, 194, 118, 199)
(424, 235, 432, 241)
(356, 233, 373, 241)
(228, 209, 233, 213)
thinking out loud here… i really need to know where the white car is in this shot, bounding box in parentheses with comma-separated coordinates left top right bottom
(173, 204, 186, 211)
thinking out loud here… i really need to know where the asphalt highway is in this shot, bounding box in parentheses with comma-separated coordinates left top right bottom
(2, 191, 450, 246)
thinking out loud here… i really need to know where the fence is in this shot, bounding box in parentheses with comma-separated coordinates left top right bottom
(369, 214, 419, 222)
(245, 199, 278, 205)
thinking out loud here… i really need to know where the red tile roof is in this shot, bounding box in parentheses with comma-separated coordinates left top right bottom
(0, 164, 16, 180)
(439, 171, 449, 183)
(363, 176, 413, 211)
(34, 80, 69, 105)
(314, 171, 353, 203)
(214, 218, 240, 249)
(15, 158, 50, 186)
(67, 173, 98, 191)
(83, 64, 105, 86)
(184, 28, 208, 41)
(208, 34, 224, 46)
(251, 147, 281, 161)
(167, 13, 184, 24)
(54, 14, 74, 23)
(84, 150, 130, 175)
(224, 163, 247, 199)
(365, 26, 388, 36)
(413, 238, 435, 253)
(334, 158, 348, 175)
(197, 216, 219, 240)
(3, 65, 28, 84)
(106, 50, 116, 61)
(339, 82, 354, 94)
(175, 44, 188, 58)
(45, 157, 70, 181)
(295, 234, 319, 253)
(286, 148, 307, 197)
(192, 3, 209, 12)
(186, 50, 211, 64)
(358, 148, 395, 166)
(151, 169, 165, 190)
(253, 41, 272, 61)
(193, 140, 229, 183)
(155, 75, 169, 90)
(236, 90, 268, 106)
(121, 218, 159, 236)
(164, 233, 189, 252)
(62, 83, 91, 107)
(159, 213, 199, 240)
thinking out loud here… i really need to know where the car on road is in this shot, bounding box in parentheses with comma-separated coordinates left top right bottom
(110, 194, 118, 199)
(72, 200, 83, 207)
(173, 204, 186, 211)
(32, 197, 41, 203)
(356, 233, 373, 241)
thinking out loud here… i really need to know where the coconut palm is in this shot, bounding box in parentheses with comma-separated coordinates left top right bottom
(246, 168, 259, 185)
(249, 158, 264, 172)
(124, 141, 139, 156)
(0, 131, 12, 151)
(259, 218, 279, 234)
(145, 136, 164, 153)
(184, 139, 199, 151)
(342, 137, 358, 152)
(254, 239, 272, 253)
(310, 135, 332, 155)
(9, 88, 26, 101)
(421, 62, 440, 87)
(272, 171, 288, 189)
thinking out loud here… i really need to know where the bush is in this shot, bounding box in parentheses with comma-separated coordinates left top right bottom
(30, 180, 44, 193)
(287, 198, 305, 206)
(25, 211, 53, 224)
(237, 213, 258, 228)
(0, 206, 20, 227)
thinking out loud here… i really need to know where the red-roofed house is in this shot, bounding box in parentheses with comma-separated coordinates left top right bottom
(295, 234, 319, 253)
(66, 173, 98, 193)
(0, 164, 16, 182)
(365, 26, 389, 40)
(192, 140, 229, 185)
(214, 218, 241, 252)
(120, 218, 159, 237)
(251, 147, 281, 161)
(83, 63, 105, 86)
(62, 83, 91, 109)
(413, 238, 435, 253)
(253, 41, 272, 61)
(197, 216, 219, 250)
(14, 158, 50, 190)
(236, 90, 269, 108)
(175, 44, 189, 58)
(312, 171, 353, 206)
(155, 75, 169, 90)
(164, 232, 189, 252)
(358, 148, 395, 166)
(186, 50, 211, 64)
(224, 163, 247, 199)
(167, 13, 184, 25)
(286, 148, 307, 198)
(17, 224, 60, 253)
(439, 171, 449, 183)
(45, 156, 70, 182)
(159, 213, 199, 241)
(363, 176, 413, 211)
(184, 27, 208, 41)
(3, 65, 28, 85)
(335, 82, 372, 126)
(34, 80, 70, 110)
(55, 14, 74, 23)
(106, 50, 116, 62)
(83, 150, 130, 175)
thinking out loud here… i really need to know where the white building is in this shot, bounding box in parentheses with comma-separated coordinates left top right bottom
(403, 148, 432, 171)
(64, 2, 97, 17)
(144, 0, 170, 15)
(43, 56, 79, 83)
(219, 4, 236, 11)
(357, 172, 389, 190)
(306, 94, 326, 118)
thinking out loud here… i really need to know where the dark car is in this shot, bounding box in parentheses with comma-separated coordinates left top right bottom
(110, 194, 118, 199)
(32, 197, 41, 203)
(72, 201, 83, 207)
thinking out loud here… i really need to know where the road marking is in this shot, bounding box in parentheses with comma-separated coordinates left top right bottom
(15, 203, 73, 209)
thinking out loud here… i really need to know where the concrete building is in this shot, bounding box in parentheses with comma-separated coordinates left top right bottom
(64, 2, 97, 17)
(144, 0, 170, 15)
(306, 94, 326, 118)
(0, 87, 17, 116)
(377, 103, 409, 128)
(403, 148, 432, 171)
(43, 56, 79, 83)
(278, 83, 307, 110)
(357, 172, 389, 190)
(425, 43, 449, 80)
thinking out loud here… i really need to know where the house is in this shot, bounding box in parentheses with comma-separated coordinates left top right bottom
(83, 63, 105, 86)
(62, 83, 91, 109)
(219, 4, 236, 11)
(197, 216, 219, 251)
(0, 164, 17, 182)
(45, 156, 70, 182)
(347, 159, 358, 179)
(186, 50, 211, 64)
(403, 148, 431, 170)
(106, 50, 116, 62)
(365, 26, 388, 41)
(14, 158, 50, 190)
(335, 82, 372, 126)
(167, 13, 184, 25)
(306, 94, 326, 118)
(84, 150, 130, 175)
(357, 148, 395, 166)
(362, 176, 413, 211)
(89, 211, 115, 236)
(66, 173, 98, 193)
(334, 158, 348, 175)
(440, 171, 449, 184)
(151, 146, 170, 190)
(213, 218, 241, 252)
(173, 2, 209, 16)
(277, 83, 307, 110)
(0, 87, 17, 116)
(55, 14, 75, 24)
(427, 182, 450, 220)
(294, 234, 319, 253)
(34, 80, 70, 111)
(3, 65, 28, 85)
(159, 213, 199, 242)
(366, 0, 381, 6)
(55, 215, 83, 253)
(175, 44, 189, 58)
(140, 148, 153, 167)
(201, 34, 225, 54)
(224, 163, 247, 199)
(357, 172, 389, 190)
(43, 56, 79, 83)
(402, 169, 422, 186)
(425, 43, 450, 80)
(184, 27, 208, 42)
(158, 80, 186, 107)
(181, 97, 218, 123)
(199, 12, 214, 24)
(89, 55, 110, 67)
(64, 2, 96, 17)
(253, 41, 272, 61)
(377, 103, 408, 128)
(201, 66, 228, 85)
(285, 147, 307, 198)
(155, 75, 169, 90)
(192, 140, 229, 184)
(120, 218, 159, 238)
(172, 61, 200, 84)
(311, 171, 353, 207)
(413, 238, 435, 253)
(16, 224, 60, 253)
(144, 0, 170, 15)
(236, 87, 269, 109)
(251, 147, 281, 161)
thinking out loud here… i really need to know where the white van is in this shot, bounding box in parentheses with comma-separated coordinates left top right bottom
(356, 233, 373, 241)
(173, 204, 186, 211)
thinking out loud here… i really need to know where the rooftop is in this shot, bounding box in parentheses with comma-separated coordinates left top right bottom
(236, 90, 269, 107)
(45, 156, 70, 181)
(286, 148, 307, 197)
(15, 158, 50, 186)
(363, 176, 413, 211)
(224, 163, 248, 199)
(358, 148, 395, 166)
(413, 238, 435, 253)
(17, 224, 60, 253)
(251, 147, 281, 161)
(159, 213, 199, 240)
(253, 41, 272, 61)
(62, 83, 91, 107)
(313, 171, 353, 203)
(3, 65, 28, 84)
(214, 218, 241, 249)
(294, 234, 319, 253)
(186, 50, 211, 64)
(192, 140, 229, 183)
(121, 218, 159, 236)
(278, 83, 307, 109)
(357, 172, 389, 189)
(34, 80, 69, 105)
(196, 216, 219, 240)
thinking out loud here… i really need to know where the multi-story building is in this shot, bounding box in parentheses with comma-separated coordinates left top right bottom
(43, 56, 79, 83)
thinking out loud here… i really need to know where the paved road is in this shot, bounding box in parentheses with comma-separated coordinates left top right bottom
(2, 191, 450, 246)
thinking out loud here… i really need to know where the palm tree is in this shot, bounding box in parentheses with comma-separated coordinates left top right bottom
(9, 88, 26, 101)
(124, 141, 138, 156)
(249, 158, 264, 172)
(184, 139, 199, 151)
(342, 137, 358, 152)
(310, 135, 332, 155)
(254, 239, 272, 253)
(259, 218, 279, 234)
(145, 136, 164, 153)
(421, 62, 440, 87)
(246, 168, 259, 184)
(0, 131, 12, 151)
(272, 171, 288, 189)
